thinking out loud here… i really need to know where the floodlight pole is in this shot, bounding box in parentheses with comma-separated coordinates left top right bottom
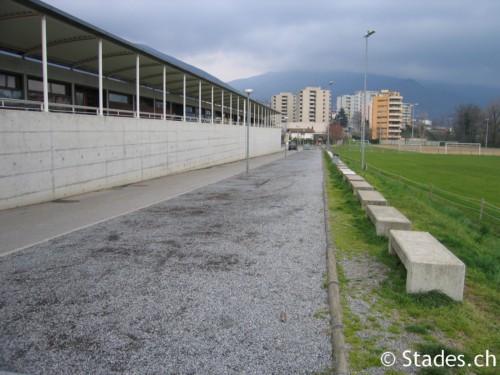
(328, 81, 334, 148)
(362, 29, 375, 170)
(411, 103, 418, 139)
(244, 89, 253, 174)
(485, 118, 489, 149)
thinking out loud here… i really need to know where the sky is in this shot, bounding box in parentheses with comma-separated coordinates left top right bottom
(42, 0, 500, 88)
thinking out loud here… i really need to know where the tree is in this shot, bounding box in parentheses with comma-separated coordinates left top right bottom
(485, 100, 500, 147)
(334, 107, 349, 128)
(351, 111, 361, 135)
(331, 122, 344, 144)
(454, 104, 483, 143)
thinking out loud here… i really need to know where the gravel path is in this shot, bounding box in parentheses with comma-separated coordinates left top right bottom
(0, 150, 332, 374)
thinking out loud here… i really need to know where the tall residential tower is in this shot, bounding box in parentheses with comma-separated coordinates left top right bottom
(370, 90, 403, 140)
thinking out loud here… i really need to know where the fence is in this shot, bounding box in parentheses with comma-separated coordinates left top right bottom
(0, 98, 262, 126)
(339, 155, 500, 225)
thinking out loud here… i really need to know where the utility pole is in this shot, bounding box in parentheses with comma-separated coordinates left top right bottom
(362, 29, 375, 170)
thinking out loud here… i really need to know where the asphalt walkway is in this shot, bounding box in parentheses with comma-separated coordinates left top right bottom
(0, 149, 332, 374)
(0, 152, 285, 256)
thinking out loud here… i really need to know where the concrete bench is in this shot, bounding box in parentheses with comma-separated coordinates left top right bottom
(344, 174, 365, 183)
(349, 180, 374, 195)
(339, 168, 356, 176)
(388, 230, 465, 301)
(357, 191, 387, 210)
(366, 205, 411, 236)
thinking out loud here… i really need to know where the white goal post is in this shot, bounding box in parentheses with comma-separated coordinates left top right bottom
(398, 143, 422, 153)
(444, 142, 481, 155)
(351, 140, 370, 147)
(349, 139, 370, 151)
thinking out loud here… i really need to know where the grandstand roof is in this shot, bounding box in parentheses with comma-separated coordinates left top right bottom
(0, 0, 272, 110)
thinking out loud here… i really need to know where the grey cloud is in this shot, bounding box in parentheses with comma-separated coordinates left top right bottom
(43, 0, 500, 87)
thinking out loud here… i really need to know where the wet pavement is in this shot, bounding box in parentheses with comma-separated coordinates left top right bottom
(0, 149, 332, 374)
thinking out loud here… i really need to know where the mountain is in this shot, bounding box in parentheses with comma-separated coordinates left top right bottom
(228, 71, 500, 121)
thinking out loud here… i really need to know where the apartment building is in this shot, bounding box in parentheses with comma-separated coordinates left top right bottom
(336, 95, 351, 121)
(336, 91, 377, 131)
(402, 103, 412, 129)
(272, 86, 330, 124)
(272, 92, 295, 123)
(295, 87, 330, 123)
(371, 90, 403, 140)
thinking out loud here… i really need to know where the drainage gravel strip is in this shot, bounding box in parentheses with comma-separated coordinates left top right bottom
(0, 150, 332, 374)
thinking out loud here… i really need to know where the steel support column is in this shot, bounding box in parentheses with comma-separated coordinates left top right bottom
(183, 74, 186, 121)
(135, 54, 140, 118)
(41, 15, 49, 112)
(230, 94, 233, 125)
(211, 86, 214, 123)
(199, 81, 202, 123)
(98, 39, 103, 116)
(221, 90, 224, 124)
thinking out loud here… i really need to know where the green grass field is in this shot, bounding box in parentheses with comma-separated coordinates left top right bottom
(335, 146, 500, 207)
(333, 145, 499, 282)
(324, 148, 499, 374)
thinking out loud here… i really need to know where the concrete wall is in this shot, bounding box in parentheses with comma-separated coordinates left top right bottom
(0, 111, 281, 210)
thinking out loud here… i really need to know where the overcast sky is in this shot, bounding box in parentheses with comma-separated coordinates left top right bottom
(43, 0, 500, 88)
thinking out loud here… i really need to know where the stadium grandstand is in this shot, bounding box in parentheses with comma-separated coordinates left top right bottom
(0, 0, 281, 210)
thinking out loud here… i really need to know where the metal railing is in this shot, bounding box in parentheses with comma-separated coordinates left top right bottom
(1, 98, 272, 127)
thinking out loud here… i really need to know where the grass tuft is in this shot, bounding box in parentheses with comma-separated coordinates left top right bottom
(407, 291, 457, 309)
(405, 322, 434, 335)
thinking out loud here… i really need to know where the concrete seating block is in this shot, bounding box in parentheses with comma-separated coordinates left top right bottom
(349, 180, 374, 195)
(344, 174, 365, 183)
(339, 168, 356, 176)
(366, 205, 410, 236)
(388, 230, 466, 301)
(357, 191, 387, 210)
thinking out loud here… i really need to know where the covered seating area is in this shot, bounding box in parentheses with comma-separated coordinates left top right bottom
(0, 0, 278, 125)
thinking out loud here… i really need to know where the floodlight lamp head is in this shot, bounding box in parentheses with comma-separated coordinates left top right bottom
(364, 29, 376, 38)
(329, 81, 334, 85)
(244, 88, 253, 94)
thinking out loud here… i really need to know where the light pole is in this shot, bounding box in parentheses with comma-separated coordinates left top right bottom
(485, 118, 489, 149)
(328, 81, 334, 148)
(362, 29, 375, 170)
(284, 116, 288, 158)
(411, 103, 418, 139)
(244, 89, 253, 174)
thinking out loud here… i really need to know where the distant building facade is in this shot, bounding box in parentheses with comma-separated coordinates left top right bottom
(272, 86, 331, 141)
(295, 87, 330, 123)
(370, 90, 403, 140)
(336, 95, 352, 121)
(402, 103, 412, 130)
(272, 87, 330, 123)
(336, 91, 377, 132)
(272, 92, 295, 123)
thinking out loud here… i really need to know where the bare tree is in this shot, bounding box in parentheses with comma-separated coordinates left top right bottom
(331, 123, 344, 144)
(485, 99, 500, 147)
(454, 104, 484, 143)
(351, 111, 361, 135)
